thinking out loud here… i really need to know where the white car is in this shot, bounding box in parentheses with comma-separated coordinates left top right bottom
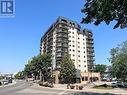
(2, 80, 9, 85)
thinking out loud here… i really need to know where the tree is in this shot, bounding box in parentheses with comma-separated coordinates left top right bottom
(14, 71, 25, 79)
(60, 54, 76, 84)
(24, 53, 52, 81)
(110, 41, 127, 81)
(81, 0, 127, 29)
(94, 64, 106, 77)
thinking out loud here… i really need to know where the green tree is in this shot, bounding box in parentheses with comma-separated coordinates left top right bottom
(110, 41, 127, 81)
(94, 64, 106, 77)
(14, 71, 25, 79)
(81, 0, 127, 29)
(60, 54, 76, 84)
(24, 53, 52, 81)
(24, 60, 35, 78)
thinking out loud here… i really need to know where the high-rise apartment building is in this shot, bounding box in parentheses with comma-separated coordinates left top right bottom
(40, 17, 95, 72)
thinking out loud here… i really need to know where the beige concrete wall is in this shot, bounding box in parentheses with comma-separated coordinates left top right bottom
(52, 70, 100, 84)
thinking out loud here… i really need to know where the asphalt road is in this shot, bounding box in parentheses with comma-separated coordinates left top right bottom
(0, 80, 67, 95)
(0, 81, 117, 95)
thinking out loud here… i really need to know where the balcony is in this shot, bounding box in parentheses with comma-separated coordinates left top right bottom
(56, 54, 62, 57)
(59, 24, 69, 29)
(86, 41, 94, 44)
(56, 49, 62, 52)
(56, 43, 62, 47)
(87, 49, 94, 53)
(86, 44, 94, 48)
(87, 53, 95, 57)
(87, 58, 95, 61)
(63, 44, 68, 47)
(56, 34, 68, 38)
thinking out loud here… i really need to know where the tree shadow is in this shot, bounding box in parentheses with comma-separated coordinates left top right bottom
(67, 92, 116, 95)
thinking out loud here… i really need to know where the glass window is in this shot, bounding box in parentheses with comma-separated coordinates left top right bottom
(82, 77, 85, 81)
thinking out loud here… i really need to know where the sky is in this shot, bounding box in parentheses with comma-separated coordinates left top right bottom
(0, 0, 127, 74)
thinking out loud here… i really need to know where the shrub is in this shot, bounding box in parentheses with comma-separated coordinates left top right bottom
(79, 86, 83, 90)
(70, 85, 75, 89)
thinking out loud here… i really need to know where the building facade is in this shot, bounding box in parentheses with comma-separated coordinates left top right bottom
(40, 17, 95, 73)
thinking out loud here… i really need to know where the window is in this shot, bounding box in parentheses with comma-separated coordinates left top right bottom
(78, 42, 80, 44)
(84, 51, 85, 53)
(78, 51, 80, 53)
(73, 54, 75, 56)
(85, 77, 88, 81)
(83, 43, 85, 45)
(69, 49, 71, 51)
(78, 37, 80, 39)
(73, 59, 75, 62)
(84, 56, 85, 58)
(69, 45, 71, 47)
(72, 36, 74, 38)
(72, 41, 74, 43)
(82, 77, 85, 81)
(73, 45, 75, 47)
(69, 40, 71, 42)
(79, 60, 81, 62)
(72, 32, 74, 34)
(69, 36, 71, 38)
(79, 65, 81, 67)
(84, 65, 86, 67)
(83, 39, 85, 41)
(73, 50, 75, 52)
(78, 46, 80, 48)
(78, 55, 80, 57)
(83, 47, 85, 49)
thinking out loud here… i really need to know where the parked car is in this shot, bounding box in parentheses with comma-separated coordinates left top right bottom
(123, 83, 127, 88)
(117, 81, 124, 88)
(2, 80, 8, 85)
(112, 82, 117, 87)
(112, 81, 125, 88)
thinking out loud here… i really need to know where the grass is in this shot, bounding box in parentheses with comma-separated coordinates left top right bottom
(93, 84, 113, 90)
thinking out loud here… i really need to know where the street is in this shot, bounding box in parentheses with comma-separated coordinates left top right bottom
(0, 81, 124, 95)
(0, 80, 68, 95)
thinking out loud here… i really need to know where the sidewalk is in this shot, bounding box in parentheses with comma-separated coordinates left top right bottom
(32, 83, 127, 95)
